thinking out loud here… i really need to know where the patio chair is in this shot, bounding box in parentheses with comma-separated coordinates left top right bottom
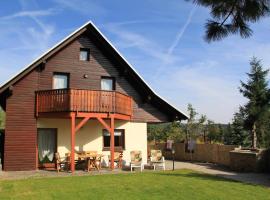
(150, 150, 165, 170)
(130, 151, 144, 172)
(108, 152, 123, 169)
(55, 152, 70, 172)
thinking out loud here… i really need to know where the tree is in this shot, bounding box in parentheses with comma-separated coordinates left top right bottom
(198, 114, 207, 142)
(224, 108, 250, 146)
(164, 121, 185, 142)
(186, 103, 198, 140)
(206, 120, 222, 143)
(147, 122, 185, 142)
(189, 0, 270, 42)
(239, 57, 270, 148)
(147, 123, 167, 142)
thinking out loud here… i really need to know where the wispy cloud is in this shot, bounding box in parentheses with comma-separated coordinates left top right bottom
(0, 8, 60, 20)
(104, 19, 178, 27)
(53, 0, 106, 15)
(105, 24, 178, 64)
(154, 61, 245, 123)
(153, 5, 197, 78)
(0, 0, 58, 84)
(167, 5, 197, 56)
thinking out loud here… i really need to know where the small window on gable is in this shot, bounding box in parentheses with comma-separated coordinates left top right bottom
(53, 73, 69, 89)
(80, 48, 90, 61)
(101, 77, 115, 91)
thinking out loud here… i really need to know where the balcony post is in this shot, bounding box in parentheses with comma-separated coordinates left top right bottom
(70, 112, 76, 173)
(110, 116, 115, 170)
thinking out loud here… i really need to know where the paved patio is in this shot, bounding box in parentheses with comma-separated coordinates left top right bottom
(166, 160, 270, 187)
(1, 161, 270, 187)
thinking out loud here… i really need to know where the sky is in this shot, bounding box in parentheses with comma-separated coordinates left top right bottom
(0, 0, 270, 123)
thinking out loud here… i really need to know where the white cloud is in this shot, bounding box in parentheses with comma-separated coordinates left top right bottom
(0, 8, 59, 20)
(105, 24, 179, 64)
(154, 61, 245, 123)
(153, 5, 197, 78)
(0, 1, 58, 85)
(167, 5, 197, 56)
(53, 0, 106, 15)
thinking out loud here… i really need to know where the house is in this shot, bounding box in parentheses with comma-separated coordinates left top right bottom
(0, 21, 188, 171)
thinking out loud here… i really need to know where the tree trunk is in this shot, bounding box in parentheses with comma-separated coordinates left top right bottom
(251, 123, 257, 149)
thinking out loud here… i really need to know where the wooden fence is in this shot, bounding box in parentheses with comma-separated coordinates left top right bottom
(148, 142, 237, 167)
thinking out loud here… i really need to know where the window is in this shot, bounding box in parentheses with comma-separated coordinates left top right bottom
(101, 77, 115, 91)
(80, 48, 90, 61)
(53, 73, 69, 89)
(103, 129, 125, 151)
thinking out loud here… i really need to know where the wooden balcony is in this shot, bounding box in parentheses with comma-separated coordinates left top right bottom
(35, 89, 133, 117)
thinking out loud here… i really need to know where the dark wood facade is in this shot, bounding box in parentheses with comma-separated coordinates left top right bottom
(36, 34, 171, 122)
(4, 70, 38, 170)
(0, 22, 187, 171)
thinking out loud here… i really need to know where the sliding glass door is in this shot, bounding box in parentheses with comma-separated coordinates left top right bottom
(37, 128, 57, 165)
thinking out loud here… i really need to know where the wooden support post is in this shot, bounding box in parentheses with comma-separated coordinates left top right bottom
(36, 138, 38, 170)
(70, 112, 76, 173)
(75, 116, 90, 132)
(110, 116, 115, 170)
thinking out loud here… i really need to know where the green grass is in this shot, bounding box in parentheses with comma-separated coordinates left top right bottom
(0, 170, 269, 200)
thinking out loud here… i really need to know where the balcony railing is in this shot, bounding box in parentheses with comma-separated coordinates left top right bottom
(36, 89, 133, 117)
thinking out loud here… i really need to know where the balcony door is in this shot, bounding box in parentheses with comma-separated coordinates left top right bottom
(37, 128, 57, 167)
(101, 77, 115, 112)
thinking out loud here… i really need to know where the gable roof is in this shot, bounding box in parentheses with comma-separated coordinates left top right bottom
(0, 21, 188, 120)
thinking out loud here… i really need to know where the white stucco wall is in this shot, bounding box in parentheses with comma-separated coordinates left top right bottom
(37, 118, 147, 166)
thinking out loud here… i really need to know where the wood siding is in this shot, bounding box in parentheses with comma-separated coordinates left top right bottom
(4, 33, 169, 171)
(38, 34, 169, 122)
(4, 70, 38, 171)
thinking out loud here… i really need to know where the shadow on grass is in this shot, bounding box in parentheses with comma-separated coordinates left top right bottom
(155, 171, 240, 184)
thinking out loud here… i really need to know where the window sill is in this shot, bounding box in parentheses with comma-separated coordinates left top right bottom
(103, 147, 125, 152)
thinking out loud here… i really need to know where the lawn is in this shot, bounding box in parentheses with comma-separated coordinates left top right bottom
(0, 170, 269, 200)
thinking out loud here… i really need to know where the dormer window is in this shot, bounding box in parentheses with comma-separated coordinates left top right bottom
(80, 48, 90, 61)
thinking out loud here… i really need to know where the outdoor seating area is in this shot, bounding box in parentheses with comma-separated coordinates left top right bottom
(53, 149, 165, 173)
(54, 151, 105, 172)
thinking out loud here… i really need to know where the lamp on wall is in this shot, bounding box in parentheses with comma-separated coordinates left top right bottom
(83, 74, 88, 79)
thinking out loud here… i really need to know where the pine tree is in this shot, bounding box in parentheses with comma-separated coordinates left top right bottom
(239, 57, 270, 148)
(190, 0, 270, 42)
(224, 108, 250, 146)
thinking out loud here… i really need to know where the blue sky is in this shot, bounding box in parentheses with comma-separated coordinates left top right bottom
(0, 0, 270, 123)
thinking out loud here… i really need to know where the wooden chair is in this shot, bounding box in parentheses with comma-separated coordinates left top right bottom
(108, 152, 123, 169)
(85, 151, 99, 172)
(55, 152, 70, 172)
(130, 151, 144, 172)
